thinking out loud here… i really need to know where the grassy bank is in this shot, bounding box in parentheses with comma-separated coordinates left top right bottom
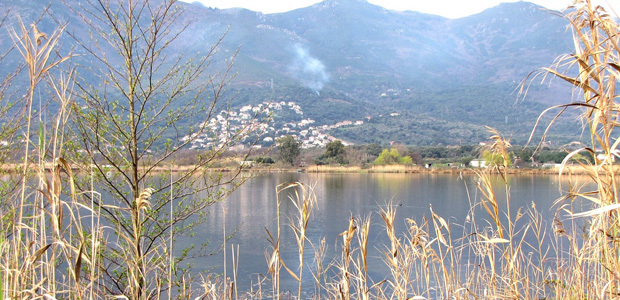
(269, 164, 620, 175)
(1, 161, 616, 176)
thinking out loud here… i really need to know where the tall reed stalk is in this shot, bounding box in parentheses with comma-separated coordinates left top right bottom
(1, 19, 95, 299)
(266, 182, 318, 299)
(528, 0, 620, 297)
(255, 1, 620, 299)
(5, 0, 620, 299)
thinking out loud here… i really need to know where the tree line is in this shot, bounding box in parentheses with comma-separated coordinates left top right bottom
(269, 135, 588, 167)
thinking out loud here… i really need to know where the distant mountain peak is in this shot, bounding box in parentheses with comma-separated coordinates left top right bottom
(311, 0, 378, 11)
(321, 0, 369, 5)
(479, 1, 552, 17)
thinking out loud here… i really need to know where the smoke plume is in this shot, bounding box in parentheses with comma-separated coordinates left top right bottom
(289, 44, 330, 93)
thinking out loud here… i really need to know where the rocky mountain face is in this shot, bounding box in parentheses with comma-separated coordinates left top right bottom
(0, 0, 580, 145)
(188, 0, 571, 91)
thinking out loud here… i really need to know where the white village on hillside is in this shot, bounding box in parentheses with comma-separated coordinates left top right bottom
(181, 101, 365, 150)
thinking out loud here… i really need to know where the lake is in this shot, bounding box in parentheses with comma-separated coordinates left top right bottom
(182, 172, 576, 296)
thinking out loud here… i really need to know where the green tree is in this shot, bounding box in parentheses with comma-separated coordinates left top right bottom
(325, 140, 345, 158)
(400, 155, 413, 165)
(482, 149, 513, 167)
(534, 150, 568, 163)
(278, 135, 300, 165)
(253, 156, 275, 164)
(316, 140, 347, 165)
(373, 148, 413, 165)
(514, 146, 535, 161)
(366, 143, 382, 157)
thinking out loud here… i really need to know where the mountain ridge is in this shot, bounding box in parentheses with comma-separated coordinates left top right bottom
(1, 0, 580, 146)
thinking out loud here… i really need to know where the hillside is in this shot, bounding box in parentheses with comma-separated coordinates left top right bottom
(0, 0, 581, 146)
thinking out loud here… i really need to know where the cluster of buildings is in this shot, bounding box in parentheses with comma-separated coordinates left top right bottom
(182, 101, 364, 150)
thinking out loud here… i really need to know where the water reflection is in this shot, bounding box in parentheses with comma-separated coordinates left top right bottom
(185, 172, 575, 295)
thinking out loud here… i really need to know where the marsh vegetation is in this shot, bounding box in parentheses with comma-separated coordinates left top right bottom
(1, 0, 620, 299)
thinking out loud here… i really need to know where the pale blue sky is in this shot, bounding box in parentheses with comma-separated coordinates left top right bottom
(183, 0, 618, 19)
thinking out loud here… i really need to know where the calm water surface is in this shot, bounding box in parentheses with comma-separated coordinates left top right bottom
(182, 172, 572, 294)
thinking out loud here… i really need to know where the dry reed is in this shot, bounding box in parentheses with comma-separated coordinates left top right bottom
(4, 0, 620, 299)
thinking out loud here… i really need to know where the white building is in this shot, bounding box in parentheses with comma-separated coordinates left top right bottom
(470, 159, 487, 168)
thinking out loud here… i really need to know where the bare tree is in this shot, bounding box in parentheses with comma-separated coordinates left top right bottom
(66, 0, 254, 298)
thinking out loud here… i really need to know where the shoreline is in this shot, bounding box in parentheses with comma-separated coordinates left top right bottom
(1, 162, 610, 176)
(271, 164, 603, 175)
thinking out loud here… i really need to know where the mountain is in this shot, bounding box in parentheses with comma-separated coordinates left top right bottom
(194, 0, 571, 90)
(0, 0, 581, 146)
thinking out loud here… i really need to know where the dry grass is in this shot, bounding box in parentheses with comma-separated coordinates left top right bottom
(0, 19, 90, 299)
(530, 0, 620, 297)
(255, 176, 553, 299)
(0, 13, 238, 300)
(306, 165, 423, 173)
(244, 1, 620, 299)
(3, 0, 620, 299)
(368, 165, 422, 173)
(308, 165, 365, 173)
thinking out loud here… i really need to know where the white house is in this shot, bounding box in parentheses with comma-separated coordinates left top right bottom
(470, 159, 487, 168)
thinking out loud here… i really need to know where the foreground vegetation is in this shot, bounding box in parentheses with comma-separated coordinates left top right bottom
(1, 0, 620, 299)
(250, 2, 620, 297)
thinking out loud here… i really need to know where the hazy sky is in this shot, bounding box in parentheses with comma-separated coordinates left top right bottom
(184, 0, 618, 19)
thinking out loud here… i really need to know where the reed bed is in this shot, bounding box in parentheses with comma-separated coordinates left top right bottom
(307, 165, 366, 173)
(253, 176, 555, 299)
(367, 165, 422, 173)
(0, 16, 221, 300)
(306, 165, 423, 173)
(237, 1, 620, 299)
(2, 0, 620, 299)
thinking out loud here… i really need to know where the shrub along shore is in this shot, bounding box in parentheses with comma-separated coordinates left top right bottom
(276, 164, 619, 175)
(3, 162, 611, 175)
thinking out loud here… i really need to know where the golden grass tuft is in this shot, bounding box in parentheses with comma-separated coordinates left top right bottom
(368, 165, 421, 173)
(251, 2, 620, 299)
(3, 0, 620, 299)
